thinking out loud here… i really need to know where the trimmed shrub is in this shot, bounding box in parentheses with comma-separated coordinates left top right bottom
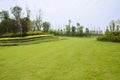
(0, 35, 59, 46)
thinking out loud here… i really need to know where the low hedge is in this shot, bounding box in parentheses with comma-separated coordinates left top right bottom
(0, 31, 47, 38)
(0, 35, 60, 46)
(0, 35, 54, 43)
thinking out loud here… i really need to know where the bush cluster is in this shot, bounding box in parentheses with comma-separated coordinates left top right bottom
(97, 31, 120, 42)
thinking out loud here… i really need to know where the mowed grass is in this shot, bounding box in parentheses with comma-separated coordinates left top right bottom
(0, 37, 120, 80)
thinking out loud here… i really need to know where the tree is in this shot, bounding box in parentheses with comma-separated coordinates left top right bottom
(0, 19, 20, 34)
(0, 19, 9, 34)
(35, 10, 42, 31)
(9, 19, 20, 34)
(65, 25, 71, 35)
(11, 6, 22, 35)
(26, 7, 31, 29)
(76, 23, 80, 27)
(109, 20, 115, 31)
(71, 25, 76, 36)
(68, 19, 71, 26)
(20, 18, 30, 36)
(0, 11, 5, 20)
(116, 19, 120, 31)
(116, 25, 119, 31)
(0, 12, 3, 20)
(105, 26, 109, 33)
(76, 23, 80, 32)
(25, 8, 31, 31)
(26, 7, 31, 18)
(0, 11, 9, 20)
(0, 11, 10, 34)
(79, 26, 84, 36)
(65, 20, 72, 36)
(11, 6, 22, 21)
(42, 22, 51, 32)
(85, 28, 90, 36)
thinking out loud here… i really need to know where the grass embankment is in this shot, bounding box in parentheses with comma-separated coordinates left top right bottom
(0, 37, 120, 80)
(0, 35, 61, 46)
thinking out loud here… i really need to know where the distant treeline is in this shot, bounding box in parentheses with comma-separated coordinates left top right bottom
(49, 20, 103, 37)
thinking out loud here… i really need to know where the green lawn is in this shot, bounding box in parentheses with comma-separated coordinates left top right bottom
(0, 37, 120, 80)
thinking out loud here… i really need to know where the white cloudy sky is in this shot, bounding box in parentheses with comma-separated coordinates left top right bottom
(0, 0, 120, 30)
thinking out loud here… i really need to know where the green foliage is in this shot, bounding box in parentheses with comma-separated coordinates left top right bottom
(76, 23, 80, 27)
(20, 18, 30, 36)
(105, 26, 109, 33)
(71, 26, 76, 36)
(0, 18, 29, 36)
(42, 22, 51, 32)
(65, 25, 71, 35)
(0, 19, 19, 34)
(110, 20, 115, 31)
(26, 7, 31, 18)
(79, 26, 84, 36)
(85, 28, 90, 36)
(11, 6, 22, 20)
(27, 31, 42, 35)
(34, 10, 42, 31)
(116, 25, 120, 31)
(0, 10, 9, 20)
(0, 19, 9, 34)
(105, 31, 120, 36)
(97, 31, 120, 42)
(48, 29, 64, 36)
(0, 31, 44, 38)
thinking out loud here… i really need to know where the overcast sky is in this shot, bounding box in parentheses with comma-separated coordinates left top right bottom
(0, 0, 120, 30)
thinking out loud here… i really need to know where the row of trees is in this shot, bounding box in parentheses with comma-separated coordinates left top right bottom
(49, 20, 103, 37)
(0, 6, 51, 37)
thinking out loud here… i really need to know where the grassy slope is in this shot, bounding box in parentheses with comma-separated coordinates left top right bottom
(0, 37, 120, 80)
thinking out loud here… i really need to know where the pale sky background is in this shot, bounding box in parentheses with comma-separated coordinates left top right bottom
(0, 0, 120, 30)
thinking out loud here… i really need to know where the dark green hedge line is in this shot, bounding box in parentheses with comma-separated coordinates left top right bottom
(0, 31, 48, 38)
